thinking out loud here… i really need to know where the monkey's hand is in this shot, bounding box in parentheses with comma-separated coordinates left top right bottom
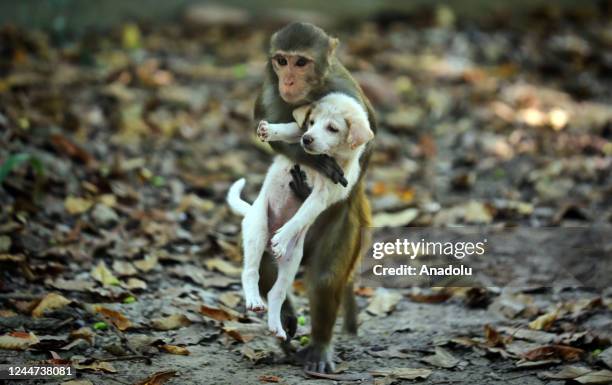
(315, 154, 348, 187)
(257, 120, 270, 141)
(289, 164, 312, 201)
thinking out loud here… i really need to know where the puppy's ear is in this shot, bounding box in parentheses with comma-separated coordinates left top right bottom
(346, 116, 374, 149)
(292, 105, 311, 128)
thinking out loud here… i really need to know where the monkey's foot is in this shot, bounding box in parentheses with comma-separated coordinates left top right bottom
(297, 343, 335, 374)
(245, 295, 266, 312)
(268, 317, 287, 340)
(257, 120, 270, 141)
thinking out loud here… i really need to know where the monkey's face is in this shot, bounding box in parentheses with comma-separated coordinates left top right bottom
(271, 52, 316, 104)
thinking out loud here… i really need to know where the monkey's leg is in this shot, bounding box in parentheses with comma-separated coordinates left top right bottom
(259, 251, 298, 341)
(241, 201, 268, 312)
(342, 280, 358, 334)
(267, 234, 304, 340)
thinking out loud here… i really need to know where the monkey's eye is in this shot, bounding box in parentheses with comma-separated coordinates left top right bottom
(296, 57, 308, 67)
(327, 125, 338, 133)
(310, 120, 314, 126)
(276, 56, 288, 66)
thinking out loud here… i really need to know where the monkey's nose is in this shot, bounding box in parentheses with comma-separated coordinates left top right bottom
(302, 134, 314, 146)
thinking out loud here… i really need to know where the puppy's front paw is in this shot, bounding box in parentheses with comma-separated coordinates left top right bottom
(257, 120, 270, 142)
(271, 227, 293, 260)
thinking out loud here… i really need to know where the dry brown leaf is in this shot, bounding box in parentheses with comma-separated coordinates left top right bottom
(150, 314, 192, 331)
(133, 370, 177, 385)
(371, 367, 432, 380)
(259, 375, 281, 383)
(0, 309, 17, 317)
(219, 292, 241, 308)
(523, 345, 583, 362)
(134, 254, 158, 272)
(355, 286, 375, 297)
(159, 344, 190, 355)
(32, 292, 71, 317)
(91, 261, 120, 287)
(421, 347, 459, 368)
(0, 253, 25, 262)
(70, 327, 95, 345)
(204, 257, 241, 277)
(200, 304, 238, 322)
(365, 288, 402, 316)
(216, 239, 242, 262)
(122, 277, 147, 290)
(94, 306, 132, 331)
(0, 331, 39, 350)
(409, 292, 451, 304)
(529, 308, 560, 330)
(65, 196, 93, 215)
(484, 324, 509, 347)
(72, 360, 116, 373)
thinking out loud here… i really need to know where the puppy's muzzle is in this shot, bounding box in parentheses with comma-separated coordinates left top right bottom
(301, 134, 314, 149)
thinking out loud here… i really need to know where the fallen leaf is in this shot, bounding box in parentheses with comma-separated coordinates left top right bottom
(355, 286, 375, 297)
(91, 261, 120, 287)
(72, 359, 116, 373)
(133, 370, 176, 385)
(204, 257, 241, 277)
(32, 292, 71, 317)
(70, 327, 95, 345)
(259, 375, 281, 383)
(47, 278, 95, 292)
(219, 292, 241, 308)
(150, 314, 192, 331)
(122, 277, 148, 290)
(371, 367, 432, 380)
(523, 345, 583, 362)
(421, 347, 459, 368)
(365, 288, 402, 316)
(372, 208, 419, 227)
(484, 324, 508, 347)
(93, 306, 132, 331)
(159, 344, 190, 355)
(65, 196, 93, 215)
(0, 253, 25, 262)
(200, 304, 238, 322)
(216, 239, 242, 262)
(112, 260, 138, 276)
(574, 370, 612, 384)
(133, 254, 158, 272)
(0, 331, 39, 350)
(529, 308, 560, 330)
(600, 347, 612, 369)
(62, 380, 94, 385)
(409, 291, 451, 304)
(498, 326, 556, 344)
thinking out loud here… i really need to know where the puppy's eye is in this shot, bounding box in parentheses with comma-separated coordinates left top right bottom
(276, 57, 287, 66)
(310, 120, 314, 126)
(327, 125, 338, 133)
(296, 57, 308, 67)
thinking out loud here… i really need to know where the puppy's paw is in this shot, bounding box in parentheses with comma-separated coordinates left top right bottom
(271, 227, 293, 259)
(268, 318, 287, 340)
(257, 120, 270, 142)
(245, 295, 266, 312)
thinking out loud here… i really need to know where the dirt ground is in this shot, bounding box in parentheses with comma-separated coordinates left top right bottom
(1, 3, 611, 385)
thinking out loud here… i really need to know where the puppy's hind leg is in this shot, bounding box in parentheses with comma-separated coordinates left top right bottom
(241, 200, 268, 312)
(267, 230, 306, 340)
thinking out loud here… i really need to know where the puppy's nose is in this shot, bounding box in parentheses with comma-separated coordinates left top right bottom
(302, 134, 314, 146)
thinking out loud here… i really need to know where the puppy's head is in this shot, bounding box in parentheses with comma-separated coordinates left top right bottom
(292, 93, 373, 157)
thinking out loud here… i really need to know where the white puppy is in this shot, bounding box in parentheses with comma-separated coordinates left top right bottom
(227, 92, 373, 339)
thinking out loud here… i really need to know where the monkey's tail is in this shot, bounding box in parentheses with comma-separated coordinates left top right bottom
(226, 178, 251, 216)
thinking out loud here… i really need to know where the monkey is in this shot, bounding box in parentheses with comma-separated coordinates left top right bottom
(253, 22, 376, 373)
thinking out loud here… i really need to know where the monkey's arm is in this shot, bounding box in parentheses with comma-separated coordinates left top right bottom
(289, 164, 312, 201)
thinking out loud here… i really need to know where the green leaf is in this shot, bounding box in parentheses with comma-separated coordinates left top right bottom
(0, 153, 31, 184)
(93, 321, 108, 330)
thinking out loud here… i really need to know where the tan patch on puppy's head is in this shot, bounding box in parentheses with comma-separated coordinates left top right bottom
(345, 116, 374, 149)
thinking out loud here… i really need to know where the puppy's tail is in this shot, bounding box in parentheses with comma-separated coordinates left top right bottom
(226, 178, 251, 216)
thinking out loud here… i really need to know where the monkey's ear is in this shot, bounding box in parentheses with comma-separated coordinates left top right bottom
(292, 105, 311, 127)
(346, 117, 374, 149)
(328, 37, 339, 57)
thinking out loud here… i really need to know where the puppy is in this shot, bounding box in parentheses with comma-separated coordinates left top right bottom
(227, 92, 374, 339)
